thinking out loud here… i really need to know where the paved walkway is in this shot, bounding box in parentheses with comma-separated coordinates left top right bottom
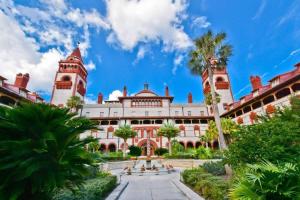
(118, 173, 188, 200)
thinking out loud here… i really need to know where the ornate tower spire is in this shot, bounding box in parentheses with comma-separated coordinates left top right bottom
(50, 47, 87, 106)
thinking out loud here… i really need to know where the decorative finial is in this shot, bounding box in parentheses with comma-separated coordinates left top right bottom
(76, 41, 80, 47)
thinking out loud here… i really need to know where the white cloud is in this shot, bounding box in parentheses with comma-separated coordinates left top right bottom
(172, 54, 184, 75)
(252, 0, 266, 20)
(84, 96, 97, 104)
(0, 0, 105, 94)
(85, 61, 96, 71)
(108, 90, 123, 101)
(191, 16, 211, 28)
(105, 0, 192, 51)
(133, 46, 149, 64)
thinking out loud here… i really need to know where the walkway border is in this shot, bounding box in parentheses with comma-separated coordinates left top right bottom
(105, 181, 129, 200)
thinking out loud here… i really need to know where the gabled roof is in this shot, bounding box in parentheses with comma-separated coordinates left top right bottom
(135, 89, 158, 97)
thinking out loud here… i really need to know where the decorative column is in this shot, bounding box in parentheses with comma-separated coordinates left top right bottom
(147, 130, 151, 157)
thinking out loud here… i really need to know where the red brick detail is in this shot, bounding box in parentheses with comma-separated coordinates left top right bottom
(215, 81, 229, 89)
(204, 85, 211, 94)
(237, 117, 243, 124)
(56, 81, 72, 89)
(14, 73, 30, 89)
(249, 112, 257, 121)
(266, 104, 276, 114)
(98, 93, 103, 104)
(165, 86, 169, 96)
(250, 76, 262, 91)
(77, 85, 86, 96)
(179, 125, 185, 130)
(188, 92, 193, 103)
(194, 125, 200, 131)
(123, 86, 127, 97)
(107, 126, 114, 132)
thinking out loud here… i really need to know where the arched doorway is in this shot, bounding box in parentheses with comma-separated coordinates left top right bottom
(137, 139, 158, 156)
(108, 143, 116, 152)
(186, 141, 194, 149)
(99, 144, 106, 153)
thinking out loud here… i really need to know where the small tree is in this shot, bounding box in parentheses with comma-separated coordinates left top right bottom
(114, 125, 137, 158)
(157, 122, 180, 155)
(88, 141, 100, 153)
(199, 134, 209, 148)
(205, 120, 219, 149)
(66, 96, 83, 112)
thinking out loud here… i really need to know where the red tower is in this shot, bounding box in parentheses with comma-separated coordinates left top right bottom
(50, 47, 87, 106)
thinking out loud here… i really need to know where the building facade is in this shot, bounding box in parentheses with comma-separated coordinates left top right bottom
(50, 48, 300, 156)
(0, 73, 43, 107)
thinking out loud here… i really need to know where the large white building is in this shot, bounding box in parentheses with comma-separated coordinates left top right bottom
(51, 48, 300, 156)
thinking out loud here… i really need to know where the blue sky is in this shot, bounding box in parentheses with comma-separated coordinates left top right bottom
(0, 0, 300, 103)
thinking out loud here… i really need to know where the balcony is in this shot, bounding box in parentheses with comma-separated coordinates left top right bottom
(215, 81, 229, 89)
(56, 81, 72, 89)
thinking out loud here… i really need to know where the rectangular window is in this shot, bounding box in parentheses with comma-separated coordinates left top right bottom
(113, 112, 118, 117)
(188, 111, 191, 116)
(158, 111, 162, 116)
(200, 111, 204, 116)
(85, 112, 90, 117)
(100, 112, 104, 117)
(145, 111, 149, 116)
(175, 111, 179, 116)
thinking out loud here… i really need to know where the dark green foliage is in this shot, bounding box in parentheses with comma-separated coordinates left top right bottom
(128, 145, 142, 156)
(95, 152, 130, 161)
(164, 152, 195, 159)
(224, 102, 300, 168)
(229, 161, 300, 200)
(202, 161, 226, 176)
(154, 147, 168, 156)
(0, 103, 98, 200)
(53, 175, 117, 200)
(182, 167, 229, 200)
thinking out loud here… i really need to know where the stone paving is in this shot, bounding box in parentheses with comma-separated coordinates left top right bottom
(118, 172, 189, 200)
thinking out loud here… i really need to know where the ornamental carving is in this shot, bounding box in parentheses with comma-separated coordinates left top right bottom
(215, 81, 229, 89)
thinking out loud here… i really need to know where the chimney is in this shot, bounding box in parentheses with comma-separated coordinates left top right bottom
(250, 76, 262, 91)
(14, 73, 30, 89)
(188, 92, 193, 103)
(97, 93, 103, 104)
(144, 83, 149, 90)
(123, 86, 127, 97)
(165, 86, 169, 96)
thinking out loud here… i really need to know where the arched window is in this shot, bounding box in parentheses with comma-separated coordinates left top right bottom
(61, 75, 71, 81)
(78, 80, 84, 87)
(216, 77, 224, 82)
(292, 83, 300, 92)
(275, 88, 291, 99)
(186, 141, 194, 149)
(205, 81, 210, 87)
(252, 101, 262, 110)
(263, 95, 275, 105)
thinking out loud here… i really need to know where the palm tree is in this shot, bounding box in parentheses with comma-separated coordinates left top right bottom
(229, 161, 300, 200)
(205, 120, 219, 149)
(0, 103, 98, 200)
(157, 122, 180, 155)
(114, 125, 137, 158)
(188, 30, 232, 150)
(199, 134, 209, 148)
(89, 141, 100, 153)
(66, 95, 83, 112)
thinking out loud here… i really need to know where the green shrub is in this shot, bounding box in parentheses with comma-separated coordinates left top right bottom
(182, 167, 229, 200)
(202, 161, 226, 176)
(196, 146, 212, 159)
(154, 147, 168, 156)
(171, 140, 185, 154)
(164, 152, 195, 159)
(211, 150, 224, 159)
(128, 145, 142, 156)
(53, 175, 117, 200)
(98, 151, 130, 161)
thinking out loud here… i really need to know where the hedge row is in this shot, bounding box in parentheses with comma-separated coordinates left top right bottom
(182, 168, 228, 200)
(53, 175, 117, 200)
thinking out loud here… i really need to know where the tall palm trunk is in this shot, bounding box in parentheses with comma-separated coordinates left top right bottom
(207, 66, 227, 150)
(168, 138, 172, 155)
(123, 139, 127, 158)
